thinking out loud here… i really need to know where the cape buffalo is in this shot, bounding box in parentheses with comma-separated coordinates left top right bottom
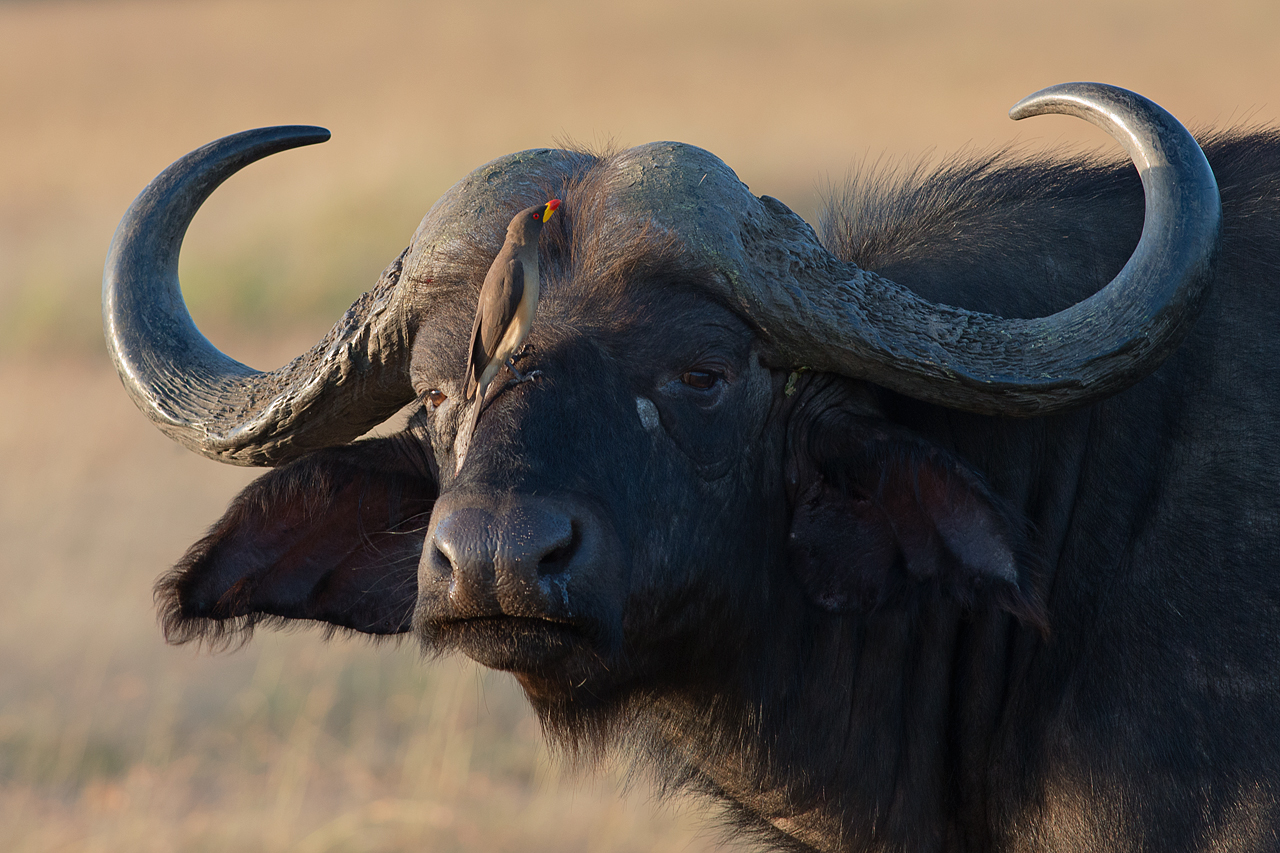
(103, 83, 1280, 851)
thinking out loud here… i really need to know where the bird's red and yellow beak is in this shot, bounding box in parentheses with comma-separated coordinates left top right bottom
(542, 199, 561, 222)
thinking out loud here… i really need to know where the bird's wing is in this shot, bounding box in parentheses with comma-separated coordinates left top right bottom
(465, 256, 524, 399)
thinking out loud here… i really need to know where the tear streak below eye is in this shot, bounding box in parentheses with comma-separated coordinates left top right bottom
(636, 396, 660, 431)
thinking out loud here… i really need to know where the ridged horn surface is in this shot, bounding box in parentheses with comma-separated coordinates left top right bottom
(103, 126, 417, 466)
(594, 83, 1220, 415)
(105, 131, 593, 466)
(759, 82, 1222, 414)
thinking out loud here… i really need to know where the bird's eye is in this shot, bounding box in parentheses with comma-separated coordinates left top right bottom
(680, 370, 720, 390)
(425, 389, 447, 407)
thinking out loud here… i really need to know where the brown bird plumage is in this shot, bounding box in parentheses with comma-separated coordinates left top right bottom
(459, 199, 560, 457)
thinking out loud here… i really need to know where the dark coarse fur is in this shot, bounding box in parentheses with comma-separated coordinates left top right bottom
(800, 129, 1280, 850)
(155, 128, 1280, 852)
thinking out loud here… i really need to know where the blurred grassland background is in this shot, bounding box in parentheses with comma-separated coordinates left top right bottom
(1, 0, 1277, 850)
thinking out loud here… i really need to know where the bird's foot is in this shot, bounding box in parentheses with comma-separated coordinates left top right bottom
(505, 358, 542, 386)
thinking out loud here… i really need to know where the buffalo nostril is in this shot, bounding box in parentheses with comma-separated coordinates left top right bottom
(429, 542, 453, 580)
(537, 524, 580, 576)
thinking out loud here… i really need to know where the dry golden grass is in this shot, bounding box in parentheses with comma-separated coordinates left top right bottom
(2, 0, 1277, 850)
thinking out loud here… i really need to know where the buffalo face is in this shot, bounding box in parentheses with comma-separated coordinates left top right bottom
(409, 281, 788, 704)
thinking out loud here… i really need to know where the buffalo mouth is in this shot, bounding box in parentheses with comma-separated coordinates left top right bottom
(425, 614, 597, 673)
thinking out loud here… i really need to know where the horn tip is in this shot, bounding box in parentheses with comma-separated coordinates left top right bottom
(1008, 81, 1118, 122)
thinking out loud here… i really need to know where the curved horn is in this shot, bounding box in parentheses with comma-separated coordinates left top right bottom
(754, 82, 1222, 415)
(103, 126, 417, 466)
(106, 130, 593, 466)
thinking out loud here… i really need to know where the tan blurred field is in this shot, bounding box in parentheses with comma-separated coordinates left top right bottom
(2, 0, 1277, 850)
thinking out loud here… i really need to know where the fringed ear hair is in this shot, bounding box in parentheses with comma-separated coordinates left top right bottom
(156, 439, 437, 648)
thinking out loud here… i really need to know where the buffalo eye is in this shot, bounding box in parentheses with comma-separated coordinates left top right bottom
(680, 370, 721, 391)
(425, 389, 447, 407)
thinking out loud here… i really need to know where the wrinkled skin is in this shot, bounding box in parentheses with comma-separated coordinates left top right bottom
(159, 132, 1280, 852)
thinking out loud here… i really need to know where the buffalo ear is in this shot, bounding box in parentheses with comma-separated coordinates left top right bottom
(157, 437, 437, 646)
(787, 423, 1044, 627)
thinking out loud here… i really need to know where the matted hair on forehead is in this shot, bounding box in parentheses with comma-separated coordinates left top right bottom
(430, 143, 723, 330)
(536, 147, 715, 307)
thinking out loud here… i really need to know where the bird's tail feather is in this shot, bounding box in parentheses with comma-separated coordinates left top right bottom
(454, 395, 483, 475)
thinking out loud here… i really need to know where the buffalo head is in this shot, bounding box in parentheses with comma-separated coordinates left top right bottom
(104, 83, 1219, 768)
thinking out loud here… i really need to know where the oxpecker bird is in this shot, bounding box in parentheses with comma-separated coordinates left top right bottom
(459, 199, 560, 459)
